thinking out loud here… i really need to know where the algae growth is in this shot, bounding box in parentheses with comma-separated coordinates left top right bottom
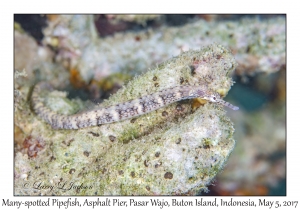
(14, 44, 237, 195)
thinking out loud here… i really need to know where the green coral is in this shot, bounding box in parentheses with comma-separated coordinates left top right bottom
(14, 44, 237, 195)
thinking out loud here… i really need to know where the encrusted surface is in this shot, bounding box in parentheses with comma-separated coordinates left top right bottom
(42, 15, 285, 83)
(14, 44, 237, 195)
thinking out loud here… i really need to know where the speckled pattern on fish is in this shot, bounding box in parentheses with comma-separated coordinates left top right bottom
(31, 82, 238, 130)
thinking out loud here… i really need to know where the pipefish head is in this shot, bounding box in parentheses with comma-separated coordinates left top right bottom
(203, 92, 239, 111)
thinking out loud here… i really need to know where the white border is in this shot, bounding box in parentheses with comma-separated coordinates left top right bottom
(2, 0, 298, 209)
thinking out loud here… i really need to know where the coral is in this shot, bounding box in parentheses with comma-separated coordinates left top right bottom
(14, 69, 28, 111)
(42, 15, 285, 85)
(105, 14, 161, 25)
(14, 44, 238, 195)
(14, 29, 69, 88)
(14, 30, 41, 81)
(22, 135, 45, 158)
